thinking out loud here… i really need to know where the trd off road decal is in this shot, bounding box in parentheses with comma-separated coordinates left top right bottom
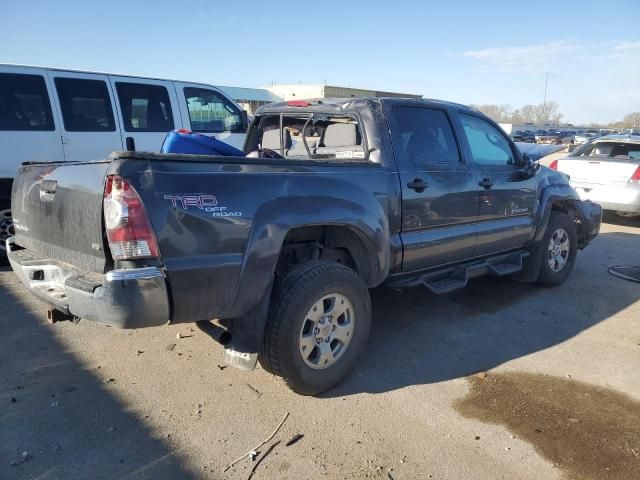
(162, 193, 243, 217)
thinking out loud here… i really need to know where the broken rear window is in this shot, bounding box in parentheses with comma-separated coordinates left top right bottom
(246, 114, 366, 161)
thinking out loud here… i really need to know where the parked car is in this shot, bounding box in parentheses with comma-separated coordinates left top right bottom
(512, 130, 535, 143)
(536, 130, 564, 144)
(560, 131, 576, 144)
(0, 64, 249, 264)
(549, 135, 640, 217)
(574, 131, 602, 145)
(7, 97, 601, 395)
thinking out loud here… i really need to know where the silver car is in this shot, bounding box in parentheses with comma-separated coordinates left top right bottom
(550, 135, 640, 216)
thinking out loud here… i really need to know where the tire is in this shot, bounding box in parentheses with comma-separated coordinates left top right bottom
(536, 212, 577, 286)
(259, 261, 371, 395)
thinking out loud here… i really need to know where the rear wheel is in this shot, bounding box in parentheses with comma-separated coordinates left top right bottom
(259, 261, 371, 395)
(536, 212, 577, 286)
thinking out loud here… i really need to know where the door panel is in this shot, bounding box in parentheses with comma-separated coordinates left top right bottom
(48, 71, 122, 161)
(456, 113, 536, 256)
(385, 105, 479, 271)
(109, 76, 181, 152)
(400, 169, 478, 270)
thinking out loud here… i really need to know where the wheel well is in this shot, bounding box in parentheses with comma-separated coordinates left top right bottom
(551, 200, 587, 247)
(275, 226, 376, 285)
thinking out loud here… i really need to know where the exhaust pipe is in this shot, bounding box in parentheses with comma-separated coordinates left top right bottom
(47, 309, 74, 324)
(196, 320, 232, 346)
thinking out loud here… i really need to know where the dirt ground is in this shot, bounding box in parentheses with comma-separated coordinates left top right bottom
(1, 215, 639, 480)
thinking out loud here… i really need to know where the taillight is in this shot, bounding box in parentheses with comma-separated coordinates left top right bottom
(630, 165, 640, 184)
(549, 159, 558, 170)
(103, 175, 159, 260)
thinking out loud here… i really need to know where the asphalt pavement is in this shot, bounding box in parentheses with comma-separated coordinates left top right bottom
(1, 215, 639, 480)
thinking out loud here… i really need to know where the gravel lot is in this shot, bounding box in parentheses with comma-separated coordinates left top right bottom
(1, 215, 639, 480)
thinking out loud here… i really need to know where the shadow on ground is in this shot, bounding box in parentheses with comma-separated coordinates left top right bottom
(0, 267, 197, 480)
(328, 231, 640, 397)
(602, 211, 640, 228)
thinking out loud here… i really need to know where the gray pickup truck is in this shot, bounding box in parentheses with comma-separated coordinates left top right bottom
(7, 98, 601, 395)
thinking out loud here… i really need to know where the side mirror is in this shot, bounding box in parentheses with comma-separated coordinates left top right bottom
(241, 110, 249, 131)
(511, 153, 539, 181)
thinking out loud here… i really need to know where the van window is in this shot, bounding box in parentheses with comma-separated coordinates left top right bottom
(54, 78, 116, 132)
(184, 87, 243, 133)
(115, 82, 174, 132)
(0, 73, 55, 131)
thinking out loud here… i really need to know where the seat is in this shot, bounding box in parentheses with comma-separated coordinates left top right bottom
(261, 128, 292, 151)
(286, 138, 318, 157)
(147, 99, 170, 131)
(315, 123, 363, 155)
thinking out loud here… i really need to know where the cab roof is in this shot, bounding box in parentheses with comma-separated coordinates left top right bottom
(256, 97, 476, 115)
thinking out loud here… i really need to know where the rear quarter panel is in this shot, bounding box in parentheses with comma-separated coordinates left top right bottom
(117, 158, 398, 322)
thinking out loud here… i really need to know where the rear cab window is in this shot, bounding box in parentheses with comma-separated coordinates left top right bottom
(246, 113, 366, 161)
(0, 73, 55, 131)
(54, 77, 116, 132)
(115, 82, 174, 132)
(184, 87, 243, 133)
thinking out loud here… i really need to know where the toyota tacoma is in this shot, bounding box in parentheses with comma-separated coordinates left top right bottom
(7, 98, 601, 395)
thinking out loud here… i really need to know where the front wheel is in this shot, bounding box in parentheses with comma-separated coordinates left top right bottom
(536, 212, 577, 286)
(259, 261, 371, 395)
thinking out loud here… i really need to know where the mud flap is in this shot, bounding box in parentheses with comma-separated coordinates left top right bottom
(222, 280, 273, 371)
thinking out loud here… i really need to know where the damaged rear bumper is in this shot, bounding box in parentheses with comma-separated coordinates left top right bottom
(7, 238, 170, 329)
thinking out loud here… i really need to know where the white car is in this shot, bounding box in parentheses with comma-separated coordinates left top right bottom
(573, 132, 598, 145)
(0, 64, 249, 263)
(550, 135, 640, 216)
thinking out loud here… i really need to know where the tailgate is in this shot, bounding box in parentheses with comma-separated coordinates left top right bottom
(11, 161, 111, 273)
(557, 157, 640, 187)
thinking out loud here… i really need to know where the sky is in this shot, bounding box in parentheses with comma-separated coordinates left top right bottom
(1, 0, 639, 125)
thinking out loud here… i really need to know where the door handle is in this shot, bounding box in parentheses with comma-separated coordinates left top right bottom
(407, 178, 428, 192)
(479, 177, 493, 189)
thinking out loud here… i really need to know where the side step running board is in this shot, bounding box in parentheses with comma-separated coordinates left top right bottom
(389, 250, 529, 294)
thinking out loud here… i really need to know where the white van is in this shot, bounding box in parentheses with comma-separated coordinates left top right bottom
(0, 64, 249, 263)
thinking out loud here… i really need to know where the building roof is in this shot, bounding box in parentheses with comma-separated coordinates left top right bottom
(266, 84, 422, 99)
(217, 86, 281, 103)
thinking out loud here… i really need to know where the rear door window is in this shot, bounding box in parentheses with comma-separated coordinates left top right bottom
(54, 77, 116, 132)
(184, 87, 243, 133)
(391, 106, 461, 167)
(115, 82, 174, 132)
(0, 73, 55, 131)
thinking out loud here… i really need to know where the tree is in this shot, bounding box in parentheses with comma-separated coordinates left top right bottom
(469, 104, 513, 123)
(470, 102, 564, 125)
(516, 102, 563, 125)
(622, 112, 640, 130)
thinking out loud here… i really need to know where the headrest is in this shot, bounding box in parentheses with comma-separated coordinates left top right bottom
(322, 123, 359, 147)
